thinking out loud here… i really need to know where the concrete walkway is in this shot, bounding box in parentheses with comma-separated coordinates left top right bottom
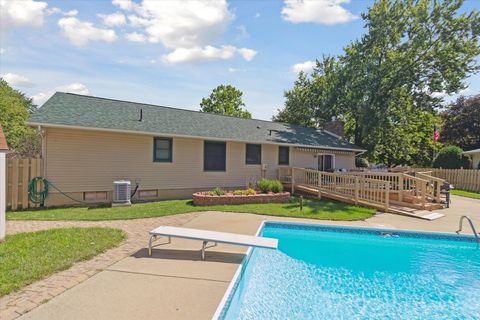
(1, 195, 479, 320)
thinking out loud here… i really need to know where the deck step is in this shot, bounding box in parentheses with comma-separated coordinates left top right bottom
(387, 206, 445, 220)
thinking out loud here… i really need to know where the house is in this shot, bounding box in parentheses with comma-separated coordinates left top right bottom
(463, 149, 480, 169)
(0, 125, 9, 240)
(28, 92, 364, 206)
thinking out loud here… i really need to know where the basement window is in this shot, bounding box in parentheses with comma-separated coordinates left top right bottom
(154, 137, 172, 162)
(84, 191, 108, 202)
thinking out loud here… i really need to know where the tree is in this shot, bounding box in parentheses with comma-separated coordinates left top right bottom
(275, 0, 480, 166)
(440, 94, 480, 150)
(200, 85, 252, 119)
(0, 79, 40, 156)
(432, 145, 471, 168)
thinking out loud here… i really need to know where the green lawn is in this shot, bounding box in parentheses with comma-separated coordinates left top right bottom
(7, 198, 375, 221)
(451, 189, 480, 200)
(0, 228, 125, 296)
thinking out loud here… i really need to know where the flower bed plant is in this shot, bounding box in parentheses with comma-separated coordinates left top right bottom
(193, 180, 289, 206)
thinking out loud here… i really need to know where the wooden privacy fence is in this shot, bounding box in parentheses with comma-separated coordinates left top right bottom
(6, 157, 43, 210)
(411, 168, 480, 192)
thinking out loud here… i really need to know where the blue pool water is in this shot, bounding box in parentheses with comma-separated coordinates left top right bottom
(220, 223, 480, 320)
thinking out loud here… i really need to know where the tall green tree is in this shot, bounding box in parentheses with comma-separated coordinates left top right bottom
(440, 94, 480, 150)
(0, 79, 40, 156)
(200, 85, 252, 119)
(275, 0, 480, 166)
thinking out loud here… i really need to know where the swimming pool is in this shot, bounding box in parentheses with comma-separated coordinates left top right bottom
(215, 222, 480, 320)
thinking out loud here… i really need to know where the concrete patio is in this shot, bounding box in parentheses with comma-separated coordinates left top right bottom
(2, 195, 479, 320)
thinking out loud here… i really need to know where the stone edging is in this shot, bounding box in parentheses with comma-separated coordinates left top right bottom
(192, 192, 290, 206)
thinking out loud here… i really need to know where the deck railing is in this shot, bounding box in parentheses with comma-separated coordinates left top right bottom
(284, 167, 390, 210)
(278, 167, 444, 210)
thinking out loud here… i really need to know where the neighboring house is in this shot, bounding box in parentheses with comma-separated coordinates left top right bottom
(463, 149, 480, 169)
(28, 92, 364, 206)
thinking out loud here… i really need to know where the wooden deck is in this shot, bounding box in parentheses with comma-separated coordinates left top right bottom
(279, 167, 446, 220)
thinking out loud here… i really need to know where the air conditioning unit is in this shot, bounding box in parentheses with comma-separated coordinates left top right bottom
(113, 180, 131, 206)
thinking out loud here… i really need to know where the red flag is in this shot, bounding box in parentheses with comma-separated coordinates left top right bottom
(433, 126, 440, 142)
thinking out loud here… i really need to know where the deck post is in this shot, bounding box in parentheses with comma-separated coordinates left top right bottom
(354, 176, 359, 204)
(291, 167, 295, 195)
(318, 171, 322, 199)
(385, 181, 389, 211)
(398, 174, 403, 202)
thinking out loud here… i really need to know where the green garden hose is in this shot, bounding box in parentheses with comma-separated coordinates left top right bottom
(28, 177, 91, 206)
(28, 177, 49, 205)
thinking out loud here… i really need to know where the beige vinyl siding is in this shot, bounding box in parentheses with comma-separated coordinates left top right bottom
(291, 149, 355, 170)
(43, 128, 356, 204)
(45, 128, 263, 192)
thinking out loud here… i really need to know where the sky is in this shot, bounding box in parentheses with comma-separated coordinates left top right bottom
(1, 0, 479, 121)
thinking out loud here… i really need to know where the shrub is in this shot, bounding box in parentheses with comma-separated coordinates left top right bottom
(432, 146, 471, 169)
(207, 187, 225, 196)
(355, 157, 369, 168)
(257, 178, 272, 193)
(270, 180, 283, 193)
(257, 179, 283, 193)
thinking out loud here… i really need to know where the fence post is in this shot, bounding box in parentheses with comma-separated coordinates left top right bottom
(318, 171, 322, 199)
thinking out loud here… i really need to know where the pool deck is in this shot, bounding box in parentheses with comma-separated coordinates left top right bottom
(6, 195, 480, 320)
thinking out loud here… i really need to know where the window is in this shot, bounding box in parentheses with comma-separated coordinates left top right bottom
(154, 137, 172, 162)
(204, 141, 226, 171)
(246, 144, 261, 165)
(278, 146, 289, 165)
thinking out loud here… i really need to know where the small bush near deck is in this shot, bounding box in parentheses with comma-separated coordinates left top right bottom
(270, 180, 284, 193)
(257, 178, 284, 193)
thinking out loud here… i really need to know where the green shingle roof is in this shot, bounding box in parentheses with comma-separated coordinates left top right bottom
(29, 92, 363, 151)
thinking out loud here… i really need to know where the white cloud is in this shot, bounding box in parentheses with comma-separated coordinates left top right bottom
(58, 17, 117, 47)
(0, 0, 48, 31)
(162, 46, 257, 64)
(32, 83, 90, 105)
(56, 83, 90, 95)
(47, 7, 77, 16)
(125, 32, 146, 43)
(254, 12, 260, 18)
(238, 48, 257, 61)
(98, 12, 126, 27)
(282, 0, 357, 25)
(0, 48, 5, 55)
(121, 0, 234, 49)
(1, 72, 34, 87)
(111, 0, 257, 63)
(292, 60, 316, 73)
(112, 0, 136, 11)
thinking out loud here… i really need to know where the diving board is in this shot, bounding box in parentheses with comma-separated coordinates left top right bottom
(148, 226, 278, 260)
